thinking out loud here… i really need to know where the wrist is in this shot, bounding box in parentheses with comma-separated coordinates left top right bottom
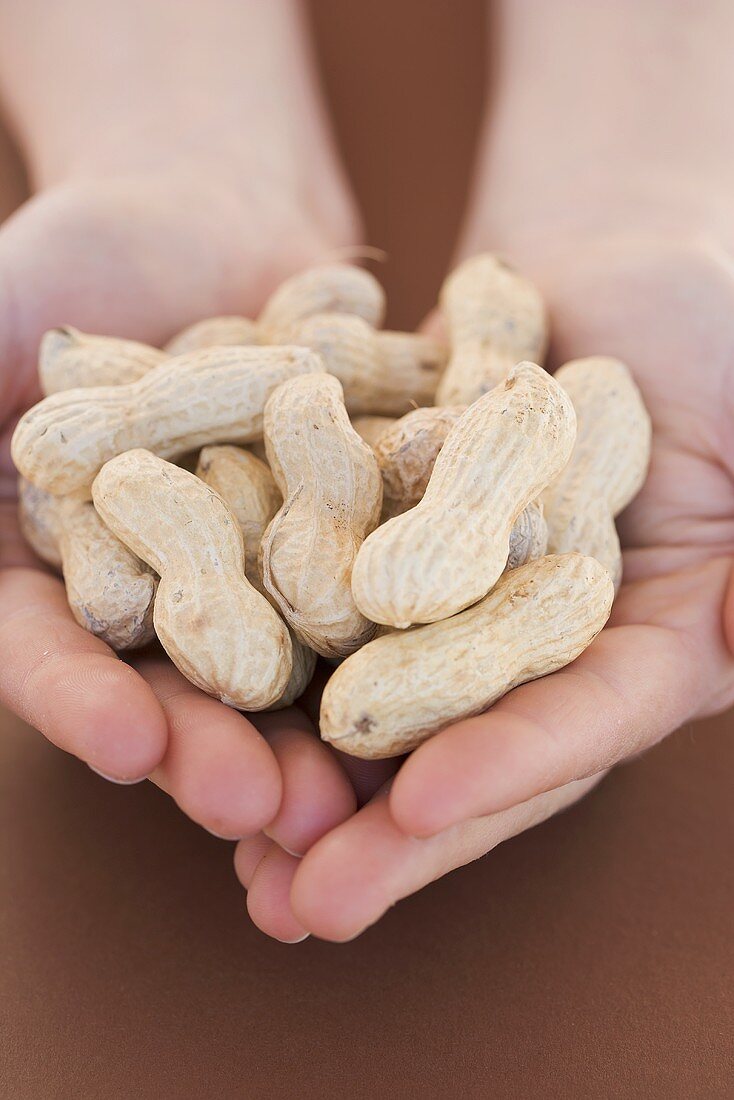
(459, 162, 734, 267)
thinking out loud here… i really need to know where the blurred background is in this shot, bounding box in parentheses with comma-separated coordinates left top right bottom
(1, 2, 732, 1097)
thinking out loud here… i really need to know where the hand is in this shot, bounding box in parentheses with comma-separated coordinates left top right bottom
(0, 163, 361, 847)
(238, 234, 734, 941)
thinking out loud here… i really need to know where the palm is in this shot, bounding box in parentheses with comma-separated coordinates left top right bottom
(550, 237, 734, 717)
(236, 237, 734, 942)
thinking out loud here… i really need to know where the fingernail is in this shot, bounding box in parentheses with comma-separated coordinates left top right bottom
(88, 765, 142, 786)
(206, 827, 243, 841)
(279, 932, 310, 944)
(263, 829, 304, 858)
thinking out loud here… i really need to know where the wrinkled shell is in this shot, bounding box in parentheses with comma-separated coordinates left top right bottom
(13, 345, 323, 496)
(350, 415, 396, 450)
(374, 405, 465, 517)
(506, 499, 548, 570)
(195, 445, 315, 707)
(542, 356, 652, 588)
(321, 553, 613, 758)
(18, 476, 62, 568)
(260, 373, 383, 658)
(93, 450, 292, 709)
(259, 264, 385, 338)
(374, 406, 548, 563)
(270, 631, 318, 710)
(352, 362, 577, 627)
(288, 313, 446, 415)
(436, 253, 548, 405)
(39, 327, 167, 394)
(18, 477, 156, 649)
(164, 316, 261, 355)
(196, 446, 281, 589)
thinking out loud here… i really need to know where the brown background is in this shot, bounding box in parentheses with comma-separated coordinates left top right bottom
(1, 2, 733, 1097)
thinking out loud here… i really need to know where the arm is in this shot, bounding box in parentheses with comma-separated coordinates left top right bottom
(0, 0, 351, 203)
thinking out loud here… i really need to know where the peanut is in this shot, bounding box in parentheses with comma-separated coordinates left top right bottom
(165, 263, 385, 358)
(93, 449, 292, 709)
(436, 253, 548, 405)
(195, 446, 281, 589)
(165, 316, 261, 355)
(542, 356, 652, 588)
(18, 477, 156, 649)
(39, 327, 167, 394)
(506, 499, 548, 570)
(195, 445, 315, 708)
(351, 362, 576, 627)
(258, 263, 385, 338)
(12, 345, 323, 497)
(321, 553, 613, 758)
(17, 477, 62, 568)
(373, 405, 465, 518)
(260, 372, 383, 658)
(350, 415, 396, 450)
(287, 313, 447, 415)
(373, 405, 547, 565)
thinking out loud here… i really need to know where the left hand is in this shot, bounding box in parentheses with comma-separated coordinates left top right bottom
(239, 234, 734, 942)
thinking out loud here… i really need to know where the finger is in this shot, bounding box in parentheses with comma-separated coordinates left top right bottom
(233, 833, 275, 889)
(291, 775, 602, 942)
(393, 561, 734, 837)
(247, 846, 309, 943)
(332, 750, 400, 807)
(299, 659, 399, 805)
(249, 710, 356, 856)
(0, 566, 168, 779)
(389, 612, 706, 839)
(134, 655, 282, 840)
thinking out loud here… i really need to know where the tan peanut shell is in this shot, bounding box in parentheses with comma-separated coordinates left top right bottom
(542, 356, 652, 588)
(165, 316, 261, 355)
(39, 327, 167, 394)
(506, 499, 548, 570)
(351, 362, 577, 627)
(273, 633, 318, 709)
(350, 415, 396, 450)
(195, 446, 281, 589)
(287, 313, 446, 415)
(93, 450, 292, 709)
(195, 445, 315, 708)
(374, 405, 466, 518)
(436, 253, 548, 405)
(18, 477, 156, 649)
(374, 405, 548, 564)
(258, 263, 385, 338)
(12, 345, 323, 497)
(18, 477, 63, 569)
(321, 553, 613, 758)
(260, 372, 383, 658)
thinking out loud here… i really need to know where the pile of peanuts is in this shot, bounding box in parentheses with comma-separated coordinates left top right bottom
(11, 254, 651, 759)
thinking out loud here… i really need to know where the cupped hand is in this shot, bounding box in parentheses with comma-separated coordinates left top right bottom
(0, 168, 360, 846)
(241, 235, 734, 941)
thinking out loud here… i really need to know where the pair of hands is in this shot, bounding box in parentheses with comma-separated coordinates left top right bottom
(2, 172, 734, 942)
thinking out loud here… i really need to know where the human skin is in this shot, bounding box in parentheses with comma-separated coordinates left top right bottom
(237, 0, 734, 942)
(0, 0, 361, 846)
(3, 0, 734, 946)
